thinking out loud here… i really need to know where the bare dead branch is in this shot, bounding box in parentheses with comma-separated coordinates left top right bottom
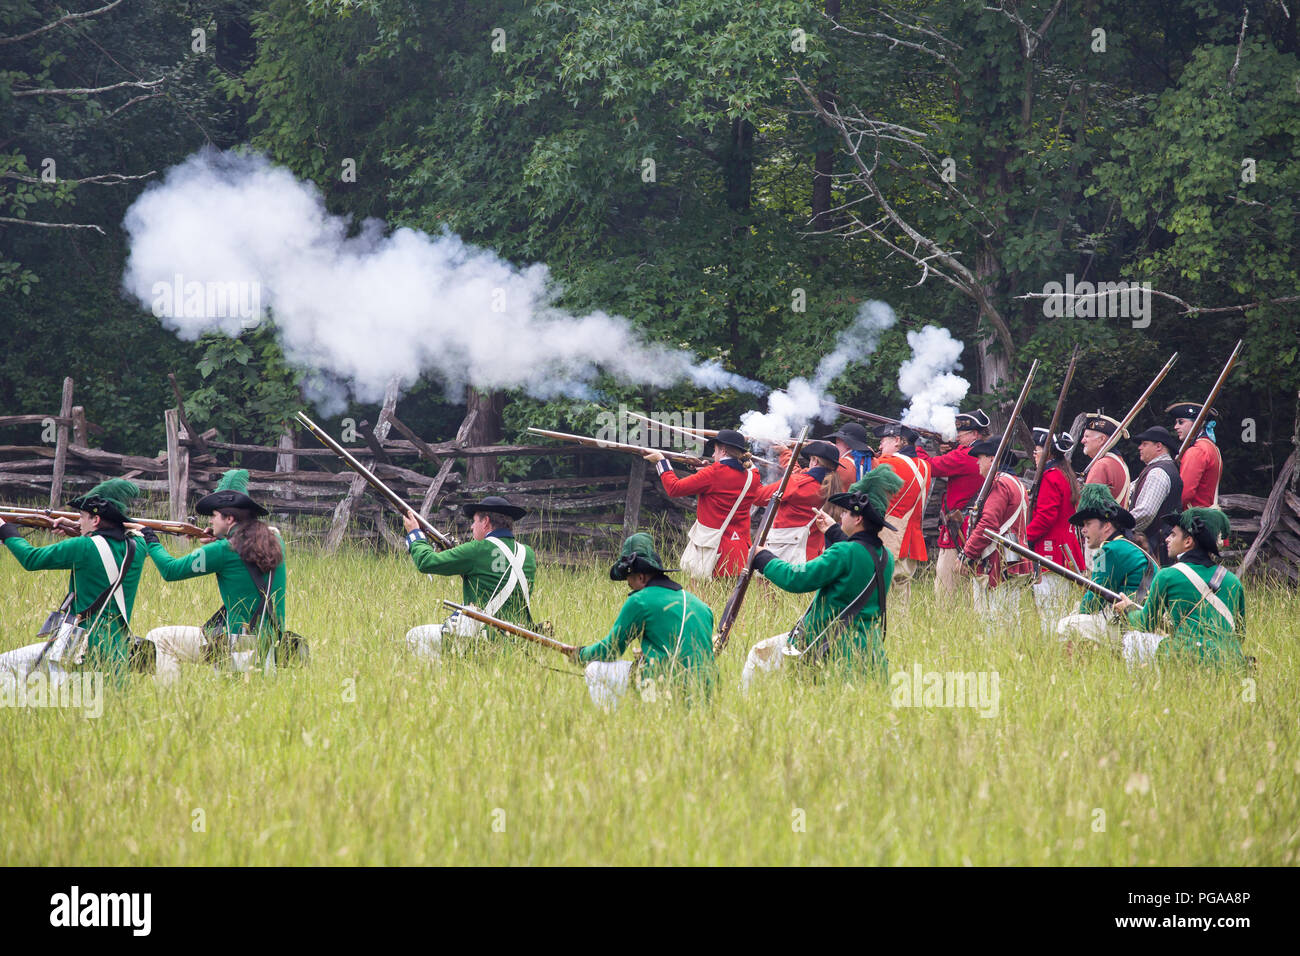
(0, 0, 124, 46)
(2, 170, 155, 186)
(0, 216, 105, 234)
(12, 76, 165, 98)
(1228, 7, 1250, 87)
(1015, 288, 1300, 315)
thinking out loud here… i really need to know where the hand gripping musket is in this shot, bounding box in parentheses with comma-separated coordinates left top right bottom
(0, 506, 207, 537)
(985, 530, 1124, 604)
(526, 427, 710, 468)
(442, 600, 578, 656)
(1028, 345, 1080, 515)
(1176, 340, 1243, 460)
(619, 411, 778, 466)
(964, 360, 1040, 527)
(712, 426, 809, 656)
(1091, 352, 1180, 463)
(296, 411, 456, 549)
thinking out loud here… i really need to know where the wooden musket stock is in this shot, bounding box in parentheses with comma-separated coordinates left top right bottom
(1028, 345, 1080, 515)
(986, 530, 1124, 604)
(1176, 340, 1243, 460)
(966, 360, 1040, 524)
(442, 600, 578, 655)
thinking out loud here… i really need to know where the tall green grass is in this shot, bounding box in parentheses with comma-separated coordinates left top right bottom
(1, 528, 1295, 865)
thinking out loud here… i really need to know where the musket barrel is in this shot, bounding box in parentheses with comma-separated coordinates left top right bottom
(966, 359, 1039, 521)
(442, 600, 578, 654)
(986, 530, 1124, 603)
(1029, 345, 1080, 514)
(1176, 340, 1242, 459)
(296, 411, 455, 549)
(527, 427, 708, 466)
(1094, 351, 1179, 462)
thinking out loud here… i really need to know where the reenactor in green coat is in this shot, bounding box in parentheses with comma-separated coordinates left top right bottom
(569, 532, 716, 707)
(1053, 484, 1155, 651)
(402, 495, 536, 659)
(741, 467, 902, 689)
(138, 470, 290, 684)
(0, 478, 144, 682)
(1114, 508, 1247, 670)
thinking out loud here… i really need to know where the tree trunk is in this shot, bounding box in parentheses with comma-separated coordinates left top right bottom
(810, 0, 841, 234)
(466, 387, 504, 483)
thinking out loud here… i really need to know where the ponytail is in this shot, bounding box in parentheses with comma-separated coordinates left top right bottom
(219, 508, 283, 574)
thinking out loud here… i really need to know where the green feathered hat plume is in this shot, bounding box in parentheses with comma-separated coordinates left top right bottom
(1069, 482, 1135, 529)
(215, 468, 251, 494)
(828, 466, 904, 529)
(68, 477, 140, 524)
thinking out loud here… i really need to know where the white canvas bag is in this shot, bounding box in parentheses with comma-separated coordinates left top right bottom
(680, 469, 754, 579)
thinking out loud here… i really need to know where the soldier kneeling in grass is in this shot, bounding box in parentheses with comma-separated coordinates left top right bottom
(740, 466, 902, 691)
(1053, 483, 1155, 652)
(0, 478, 146, 686)
(402, 496, 536, 659)
(566, 532, 716, 707)
(1113, 507, 1247, 670)
(137, 470, 293, 684)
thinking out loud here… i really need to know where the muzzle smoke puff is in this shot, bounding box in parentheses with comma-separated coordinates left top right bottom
(121, 149, 762, 412)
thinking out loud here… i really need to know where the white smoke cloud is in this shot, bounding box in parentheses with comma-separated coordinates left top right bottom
(898, 325, 969, 440)
(740, 300, 898, 443)
(121, 149, 763, 412)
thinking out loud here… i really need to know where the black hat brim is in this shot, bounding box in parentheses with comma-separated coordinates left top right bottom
(464, 502, 528, 521)
(826, 493, 896, 531)
(609, 554, 676, 580)
(1069, 507, 1136, 531)
(196, 490, 268, 517)
(826, 431, 869, 452)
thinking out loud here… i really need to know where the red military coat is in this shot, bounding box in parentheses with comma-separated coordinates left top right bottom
(1179, 437, 1222, 508)
(920, 442, 982, 549)
(658, 459, 765, 576)
(1083, 451, 1132, 507)
(1025, 465, 1084, 573)
(754, 469, 829, 561)
(963, 472, 1033, 587)
(874, 452, 932, 561)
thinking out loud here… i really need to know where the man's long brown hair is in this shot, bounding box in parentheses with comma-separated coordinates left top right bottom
(219, 508, 283, 573)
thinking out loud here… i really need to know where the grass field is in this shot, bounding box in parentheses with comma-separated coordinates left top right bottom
(1, 526, 1297, 866)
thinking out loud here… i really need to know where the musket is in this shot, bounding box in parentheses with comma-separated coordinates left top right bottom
(442, 600, 578, 656)
(526, 427, 710, 468)
(0, 506, 207, 537)
(713, 426, 809, 656)
(1177, 340, 1243, 460)
(986, 530, 1124, 604)
(821, 401, 946, 443)
(964, 360, 1040, 526)
(296, 411, 456, 549)
(1028, 345, 1080, 515)
(1091, 352, 1180, 463)
(619, 411, 777, 466)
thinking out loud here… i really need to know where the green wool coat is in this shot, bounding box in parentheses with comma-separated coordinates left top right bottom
(760, 530, 894, 680)
(577, 578, 717, 690)
(1125, 557, 1246, 669)
(1080, 535, 1152, 613)
(2, 529, 144, 671)
(145, 534, 287, 660)
(409, 532, 536, 628)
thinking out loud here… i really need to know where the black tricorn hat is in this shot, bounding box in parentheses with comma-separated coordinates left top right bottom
(825, 422, 871, 451)
(1033, 427, 1075, 456)
(801, 440, 841, 465)
(1166, 401, 1219, 421)
(1070, 484, 1135, 530)
(196, 469, 268, 517)
(872, 422, 920, 444)
(703, 428, 749, 457)
(967, 436, 1002, 458)
(464, 495, 527, 521)
(1133, 425, 1179, 454)
(954, 409, 991, 432)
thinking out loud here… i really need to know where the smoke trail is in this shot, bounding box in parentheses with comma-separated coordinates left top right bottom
(740, 300, 898, 443)
(898, 325, 969, 440)
(121, 149, 763, 412)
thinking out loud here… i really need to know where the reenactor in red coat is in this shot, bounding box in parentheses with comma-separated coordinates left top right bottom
(1079, 412, 1132, 507)
(962, 436, 1034, 627)
(919, 408, 989, 597)
(871, 423, 932, 606)
(646, 428, 765, 578)
(1026, 428, 1084, 626)
(1167, 402, 1223, 508)
(754, 440, 843, 564)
